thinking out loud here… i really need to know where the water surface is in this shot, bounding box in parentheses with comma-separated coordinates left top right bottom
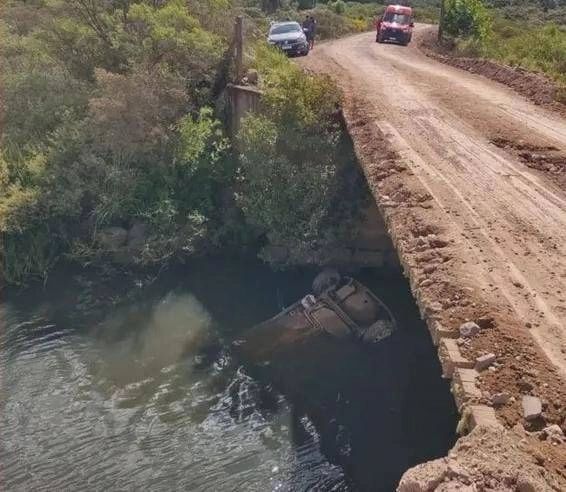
(1, 259, 457, 491)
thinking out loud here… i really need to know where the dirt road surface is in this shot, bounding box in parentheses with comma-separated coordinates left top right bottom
(302, 26, 566, 438)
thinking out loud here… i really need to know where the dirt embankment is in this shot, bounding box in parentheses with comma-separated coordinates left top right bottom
(399, 425, 566, 491)
(418, 28, 566, 114)
(343, 90, 566, 434)
(301, 29, 566, 489)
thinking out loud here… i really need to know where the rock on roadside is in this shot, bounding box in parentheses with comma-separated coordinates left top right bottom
(522, 395, 543, 421)
(475, 353, 496, 371)
(539, 424, 564, 444)
(459, 321, 480, 338)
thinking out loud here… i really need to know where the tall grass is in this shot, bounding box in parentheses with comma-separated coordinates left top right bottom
(456, 20, 566, 101)
(489, 23, 566, 87)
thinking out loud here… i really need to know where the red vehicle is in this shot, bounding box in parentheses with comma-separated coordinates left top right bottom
(375, 5, 414, 46)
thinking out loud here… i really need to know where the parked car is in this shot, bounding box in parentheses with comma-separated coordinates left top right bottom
(267, 21, 309, 56)
(375, 5, 414, 46)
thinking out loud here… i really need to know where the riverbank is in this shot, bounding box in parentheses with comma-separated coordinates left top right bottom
(0, 0, 382, 287)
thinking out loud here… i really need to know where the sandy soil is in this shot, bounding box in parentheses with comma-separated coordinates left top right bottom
(300, 25, 566, 473)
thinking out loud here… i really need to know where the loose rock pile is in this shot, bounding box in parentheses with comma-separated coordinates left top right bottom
(398, 425, 566, 491)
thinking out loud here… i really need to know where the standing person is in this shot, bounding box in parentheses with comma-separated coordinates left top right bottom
(303, 16, 313, 50)
(308, 15, 317, 49)
(302, 15, 310, 32)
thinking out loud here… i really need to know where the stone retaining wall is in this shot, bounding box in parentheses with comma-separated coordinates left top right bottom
(386, 216, 502, 433)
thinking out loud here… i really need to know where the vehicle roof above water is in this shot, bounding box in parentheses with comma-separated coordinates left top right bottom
(384, 4, 413, 14)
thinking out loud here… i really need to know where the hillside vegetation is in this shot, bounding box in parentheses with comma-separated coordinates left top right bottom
(439, 0, 566, 100)
(0, 0, 378, 285)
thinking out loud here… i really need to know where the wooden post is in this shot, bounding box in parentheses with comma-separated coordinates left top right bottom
(438, 0, 445, 42)
(235, 16, 243, 83)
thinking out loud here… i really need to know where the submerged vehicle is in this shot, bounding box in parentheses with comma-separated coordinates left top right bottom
(239, 271, 396, 362)
(375, 4, 414, 46)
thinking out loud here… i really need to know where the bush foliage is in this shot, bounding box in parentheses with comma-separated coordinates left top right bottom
(1, 0, 238, 284)
(443, 0, 492, 41)
(486, 23, 566, 88)
(237, 45, 365, 263)
(1, 0, 374, 284)
(445, 2, 566, 98)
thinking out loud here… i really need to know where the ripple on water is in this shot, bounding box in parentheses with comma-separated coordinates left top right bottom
(1, 292, 350, 491)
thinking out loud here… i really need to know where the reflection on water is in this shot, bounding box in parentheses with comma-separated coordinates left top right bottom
(1, 259, 457, 491)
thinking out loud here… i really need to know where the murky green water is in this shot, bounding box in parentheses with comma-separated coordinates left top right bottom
(1, 258, 457, 491)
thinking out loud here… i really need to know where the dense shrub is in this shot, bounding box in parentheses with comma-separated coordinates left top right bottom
(297, 0, 317, 9)
(331, 0, 347, 14)
(273, 3, 377, 39)
(236, 45, 365, 264)
(484, 22, 566, 101)
(451, 15, 566, 98)
(0, 0, 373, 284)
(0, 0, 233, 283)
(489, 23, 566, 82)
(413, 5, 440, 24)
(443, 0, 492, 41)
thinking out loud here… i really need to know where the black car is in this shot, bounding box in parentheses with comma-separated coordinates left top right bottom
(267, 21, 309, 56)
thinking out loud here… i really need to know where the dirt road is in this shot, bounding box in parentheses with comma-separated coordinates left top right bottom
(302, 27, 566, 419)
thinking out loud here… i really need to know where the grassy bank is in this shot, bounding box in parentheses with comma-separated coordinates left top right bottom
(436, 0, 566, 102)
(476, 20, 566, 101)
(0, 0, 374, 285)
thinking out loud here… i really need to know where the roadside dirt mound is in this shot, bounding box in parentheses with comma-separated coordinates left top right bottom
(418, 30, 564, 112)
(398, 425, 566, 491)
(491, 137, 566, 190)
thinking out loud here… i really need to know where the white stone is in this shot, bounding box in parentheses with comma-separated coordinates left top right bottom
(541, 424, 564, 444)
(522, 395, 542, 421)
(459, 321, 480, 338)
(475, 353, 496, 371)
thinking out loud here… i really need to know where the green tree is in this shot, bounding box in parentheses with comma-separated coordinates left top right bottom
(443, 0, 492, 41)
